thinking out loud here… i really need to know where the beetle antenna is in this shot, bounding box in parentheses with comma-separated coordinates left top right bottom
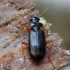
(39, 3, 53, 17)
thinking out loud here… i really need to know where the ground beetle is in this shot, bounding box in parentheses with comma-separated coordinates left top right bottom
(29, 15, 46, 62)
(28, 3, 53, 62)
(19, 3, 55, 68)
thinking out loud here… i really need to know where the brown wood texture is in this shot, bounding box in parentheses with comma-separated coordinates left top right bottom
(0, 0, 70, 70)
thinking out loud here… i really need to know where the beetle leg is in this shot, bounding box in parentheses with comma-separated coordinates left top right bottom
(11, 25, 31, 41)
(11, 29, 24, 41)
(17, 30, 24, 37)
(44, 30, 48, 37)
(16, 25, 31, 37)
(22, 42, 28, 63)
(46, 40, 56, 69)
(24, 25, 31, 33)
(22, 42, 28, 46)
(42, 24, 48, 37)
(46, 40, 53, 44)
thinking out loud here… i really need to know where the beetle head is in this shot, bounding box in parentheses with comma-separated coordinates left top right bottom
(30, 15, 40, 22)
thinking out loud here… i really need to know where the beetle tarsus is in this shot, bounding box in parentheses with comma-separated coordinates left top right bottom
(46, 40, 56, 69)
(22, 42, 28, 63)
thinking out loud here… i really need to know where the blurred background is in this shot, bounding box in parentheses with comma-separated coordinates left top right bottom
(32, 0, 70, 50)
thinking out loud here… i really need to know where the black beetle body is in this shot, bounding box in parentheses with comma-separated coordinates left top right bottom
(29, 15, 46, 62)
